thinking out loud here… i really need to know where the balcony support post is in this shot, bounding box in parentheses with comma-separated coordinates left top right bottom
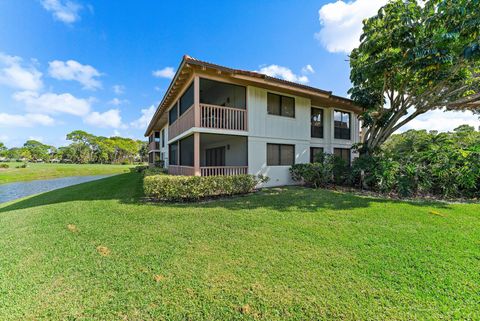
(193, 132, 201, 176)
(194, 75, 200, 127)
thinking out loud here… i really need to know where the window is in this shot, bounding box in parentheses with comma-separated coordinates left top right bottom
(310, 147, 324, 163)
(267, 93, 295, 117)
(154, 131, 160, 142)
(267, 144, 295, 166)
(169, 103, 178, 125)
(334, 110, 351, 140)
(169, 142, 178, 165)
(200, 78, 246, 109)
(334, 148, 351, 166)
(179, 83, 194, 115)
(311, 108, 324, 138)
(161, 129, 165, 148)
(148, 134, 153, 143)
(148, 152, 153, 164)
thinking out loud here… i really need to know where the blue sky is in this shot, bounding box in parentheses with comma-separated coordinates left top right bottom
(0, 0, 478, 148)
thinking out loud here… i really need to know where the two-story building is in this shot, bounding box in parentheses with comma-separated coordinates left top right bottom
(145, 56, 362, 187)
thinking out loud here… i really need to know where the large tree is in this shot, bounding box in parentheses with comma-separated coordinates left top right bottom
(23, 140, 54, 161)
(349, 0, 480, 154)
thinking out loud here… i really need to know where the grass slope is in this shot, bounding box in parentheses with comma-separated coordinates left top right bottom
(0, 162, 133, 184)
(0, 173, 479, 320)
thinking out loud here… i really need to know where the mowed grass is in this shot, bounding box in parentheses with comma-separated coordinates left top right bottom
(0, 162, 133, 184)
(0, 173, 479, 320)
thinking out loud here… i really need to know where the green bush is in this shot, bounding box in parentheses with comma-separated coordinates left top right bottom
(349, 155, 399, 193)
(144, 167, 168, 176)
(0, 163, 9, 169)
(132, 165, 148, 173)
(290, 152, 348, 187)
(144, 174, 259, 201)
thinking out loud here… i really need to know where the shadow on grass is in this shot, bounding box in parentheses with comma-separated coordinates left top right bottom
(0, 172, 450, 214)
(194, 186, 451, 213)
(0, 172, 144, 213)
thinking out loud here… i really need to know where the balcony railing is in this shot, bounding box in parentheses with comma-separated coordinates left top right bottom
(168, 104, 247, 140)
(168, 165, 248, 176)
(148, 141, 160, 151)
(168, 104, 195, 140)
(200, 166, 248, 176)
(200, 104, 247, 131)
(168, 165, 195, 176)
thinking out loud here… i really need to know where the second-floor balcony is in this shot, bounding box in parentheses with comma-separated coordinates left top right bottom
(148, 141, 160, 151)
(168, 77, 247, 140)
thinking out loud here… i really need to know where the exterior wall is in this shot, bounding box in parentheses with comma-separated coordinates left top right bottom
(147, 124, 169, 168)
(247, 85, 360, 187)
(200, 135, 247, 166)
(157, 75, 360, 185)
(160, 124, 169, 166)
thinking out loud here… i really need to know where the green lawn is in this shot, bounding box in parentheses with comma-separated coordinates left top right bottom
(0, 172, 478, 320)
(0, 162, 133, 184)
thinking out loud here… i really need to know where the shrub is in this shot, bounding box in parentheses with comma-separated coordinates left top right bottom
(16, 163, 28, 169)
(144, 174, 259, 201)
(0, 163, 9, 168)
(144, 167, 168, 176)
(132, 165, 149, 173)
(350, 155, 399, 193)
(290, 152, 347, 187)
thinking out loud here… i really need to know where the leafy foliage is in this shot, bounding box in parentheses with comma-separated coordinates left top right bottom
(144, 174, 259, 201)
(350, 0, 480, 153)
(351, 125, 480, 198)
(290, 152, 349, 187)
(0, 130, 147, 164)
(23, 140, 55, 162)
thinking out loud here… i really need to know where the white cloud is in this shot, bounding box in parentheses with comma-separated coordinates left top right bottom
(0, 113, 55, 127)
(130, 105, 155, 129)
(108, 98, 128, 106)
(84, 109, 126, 129)
(258, 65, 309, 83)
(400, 109, 480, 133)
(13, 91, 92, 116)
(40, 0, 82, 24)
(316, 0, 387, 53)
(302, 64, 315, 74)
(48, 60, 102, 90)
(28, 136, 44, 142)
(112, 84, 125, 94)
(152, 67, 175, 79)
(0, 53, 43, 91)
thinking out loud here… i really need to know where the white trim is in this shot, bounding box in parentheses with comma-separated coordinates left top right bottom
(168, 127, 248, 144)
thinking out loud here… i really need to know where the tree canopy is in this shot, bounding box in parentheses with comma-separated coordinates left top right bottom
(350, 0, 480, 154)
(0, 131, 147, 164)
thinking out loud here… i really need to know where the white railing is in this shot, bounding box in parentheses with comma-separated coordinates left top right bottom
(200, 166, 248, 176)
(200, 104, 247, 131)
(168, 165, 195, 176)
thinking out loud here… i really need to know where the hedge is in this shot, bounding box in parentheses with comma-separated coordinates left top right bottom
(143, 167, 168, 176)
(144, 174, 258, 201)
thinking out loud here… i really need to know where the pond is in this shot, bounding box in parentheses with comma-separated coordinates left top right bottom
(0, 175, 112, 204)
